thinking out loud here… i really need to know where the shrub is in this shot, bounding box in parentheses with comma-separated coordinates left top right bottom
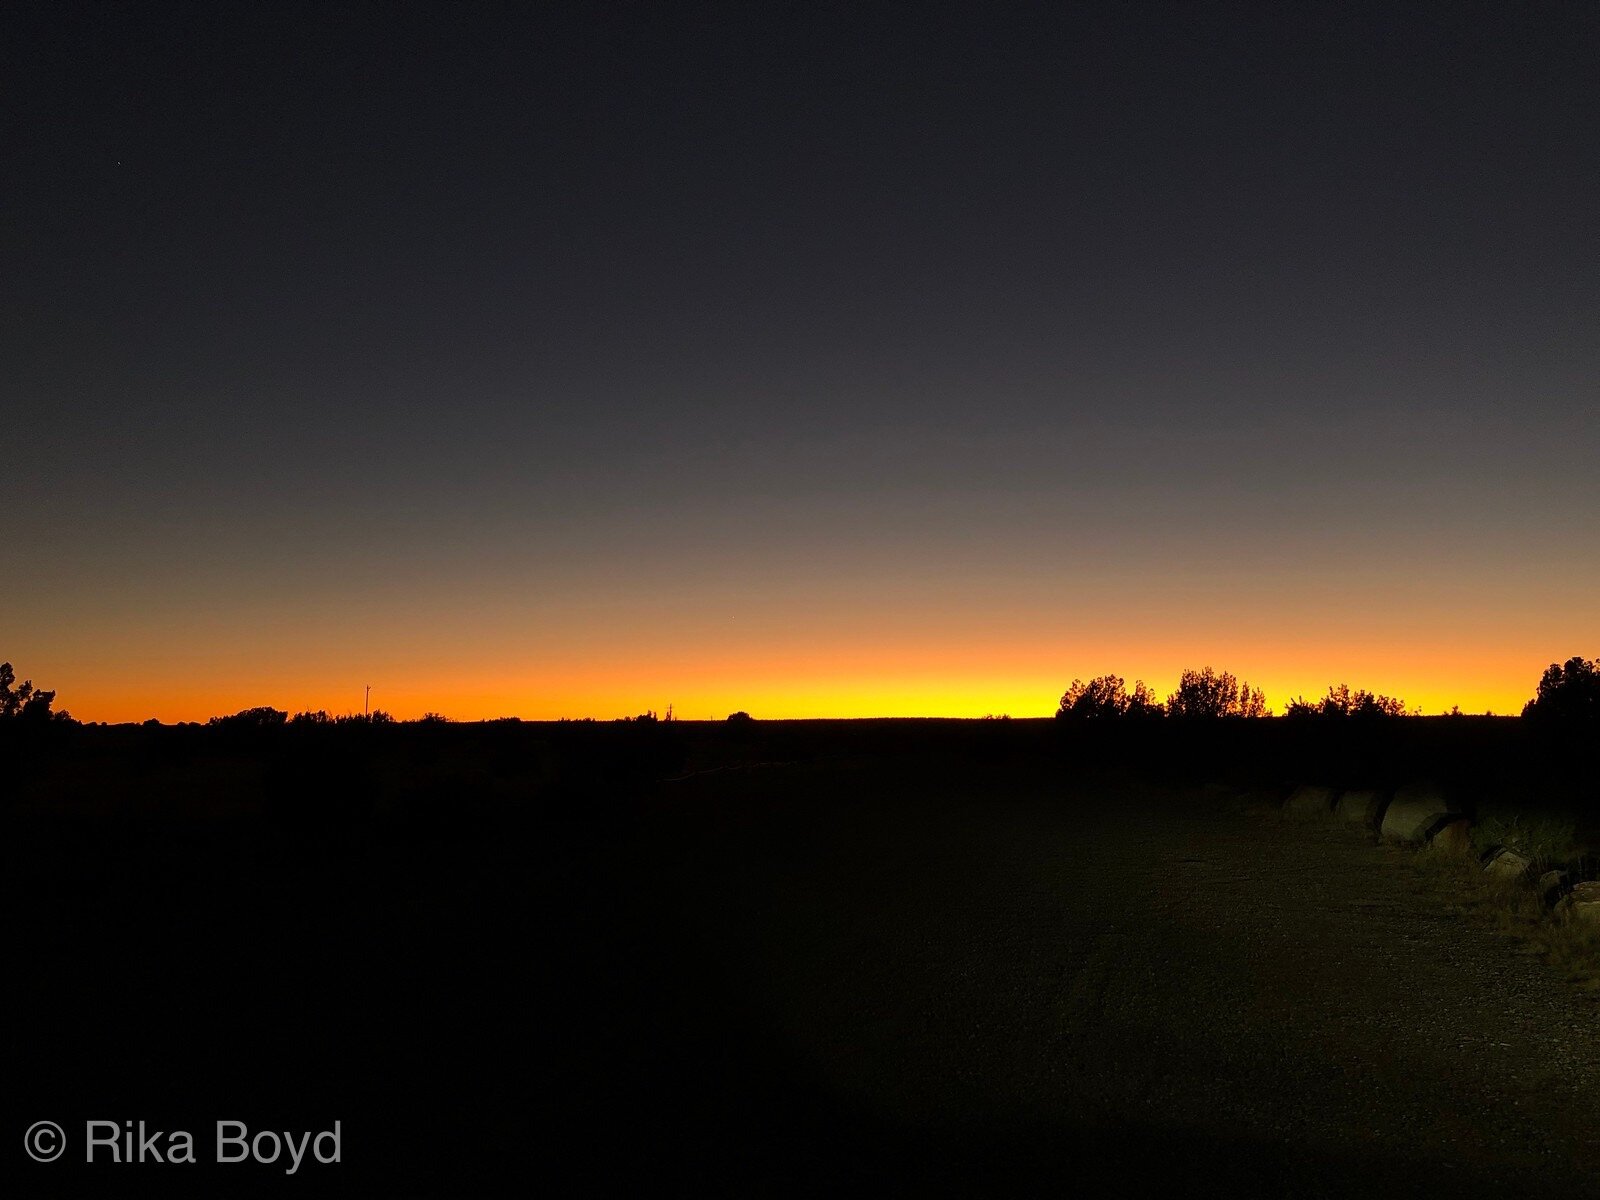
(333, 710, 394, 725)
(1165, 667, 1268, 718)
(0, 661, 70, 722)
(1283, 684, 1411, 718)
(1056, 676, 1164, 720)
(1470, 805, 1580, 871)
(1522, 656, 1600, 721)
(208, 706, 287, 729)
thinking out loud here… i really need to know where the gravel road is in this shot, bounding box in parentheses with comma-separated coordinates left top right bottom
(11, 750, 1596, 1196)
(565, 759, 1600, 1196)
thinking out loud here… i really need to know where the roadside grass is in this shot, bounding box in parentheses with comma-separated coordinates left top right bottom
(1231, 783, 1293, 820)
(1412, 838, 1600, 997)
(1468, 806, 1581, 873)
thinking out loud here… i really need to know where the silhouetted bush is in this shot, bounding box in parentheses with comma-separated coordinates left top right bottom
(1056, 676, 1163, 719)
(1470, 802, 1580, 871)
(1283, 684, 1411, 718)
(726, 711, 755, 724)
(333, 710, 394, 725)
(0, 661, 71, 722)
(1522, 656, 1600, 721)
(1165, 667, 1267, 718)
(207, 706, 287, 729)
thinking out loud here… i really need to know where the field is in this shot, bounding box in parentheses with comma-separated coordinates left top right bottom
(6, 719, 1598, 1196)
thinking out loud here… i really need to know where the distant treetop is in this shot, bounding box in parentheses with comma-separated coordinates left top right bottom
(1056, 676, 1163, 720)
(208, 706, 287, 729)
(1283, 684, 1412, 718)
(216, 707, 395, 727)
(1522, 656, 1600, 720)
(0, 662, 71, 723)
(1165, 667, 1268, 719)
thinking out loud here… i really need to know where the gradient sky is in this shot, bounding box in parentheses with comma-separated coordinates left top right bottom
(7, 1, 1597, 721)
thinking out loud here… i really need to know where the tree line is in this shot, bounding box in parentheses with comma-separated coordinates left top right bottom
(1057, 657, 1600, 721)
(1057, 668, 1268, 720)
(3, 655, 1597, 725)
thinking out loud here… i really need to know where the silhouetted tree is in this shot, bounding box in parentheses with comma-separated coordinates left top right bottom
(290, 710, 332, 725)
(726, 711, 754, 724)
(1522, 656, 1600, 720)
(1058, 676, 1121, 719)
(1056, 675, 1164, 719)
(0, 661, 70, 722)
(333, 710, 393, 725)
(208, 706, 287, 729)
(1165, 667, 1267, 718)
(1283, 684, 1411, 718)
(1124, 680, 1165, 718)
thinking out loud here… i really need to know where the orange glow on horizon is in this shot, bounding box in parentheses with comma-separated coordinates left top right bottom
(38, 642, 1560, 724)
(15, 554, 1590, 724)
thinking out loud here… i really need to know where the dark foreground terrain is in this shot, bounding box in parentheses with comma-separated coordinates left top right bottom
(6, 719, 1597, 1196)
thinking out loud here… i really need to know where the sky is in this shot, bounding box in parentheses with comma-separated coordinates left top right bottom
(6, 0, 1597, 721)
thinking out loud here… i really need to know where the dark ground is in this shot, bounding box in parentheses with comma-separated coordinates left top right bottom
(5, 720, 1597, 1196)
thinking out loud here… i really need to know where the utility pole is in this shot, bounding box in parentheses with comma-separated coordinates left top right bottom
(365, 685, 370, 717)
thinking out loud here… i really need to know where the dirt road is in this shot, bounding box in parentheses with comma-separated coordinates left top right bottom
(564, 761, 1600, 1195)
(11, 751, 1597, 1196)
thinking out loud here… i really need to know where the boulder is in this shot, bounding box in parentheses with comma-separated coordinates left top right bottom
(1484, 847, 1533, 880)
(1538, 870, 1570, 907)
(1556, 881, 1600, 927)
(1379, 782, 1460, 845)
(1334, 788, 1385, 829)
(1283, 785, 1338, 820)
(1432, 818, 1473, 855)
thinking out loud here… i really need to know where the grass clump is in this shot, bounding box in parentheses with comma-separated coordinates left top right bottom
(1546, 918, 1600, 994)
(1411, 836, 1599, 999)
(1468, 805, 1580, 872)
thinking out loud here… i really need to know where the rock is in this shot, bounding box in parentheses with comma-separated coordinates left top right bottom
(1379, 782, 1460, 845)
(1284, 785, 1338, 820)
(1557, 881, 1600, 927)
(1334, 788, 1385, 829)
(1538, 870, 1570, 907)
(1484, 847, 1533, 880)
(1432, 818, 1473, 855)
